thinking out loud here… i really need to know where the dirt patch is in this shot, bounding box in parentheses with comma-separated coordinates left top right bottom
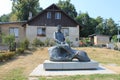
(104, 64, 120, 73)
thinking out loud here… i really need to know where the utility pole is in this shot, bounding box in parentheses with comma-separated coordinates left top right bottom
(118, 26, 120, 43)
(118, 21, 120, 43)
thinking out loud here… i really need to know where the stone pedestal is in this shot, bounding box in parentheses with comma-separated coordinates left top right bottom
(43, 60, 99, 70)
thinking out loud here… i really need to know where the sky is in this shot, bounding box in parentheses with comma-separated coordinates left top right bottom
(0, 0, 120, 23)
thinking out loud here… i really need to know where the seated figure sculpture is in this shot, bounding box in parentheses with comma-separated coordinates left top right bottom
(48, 25, 90, 62)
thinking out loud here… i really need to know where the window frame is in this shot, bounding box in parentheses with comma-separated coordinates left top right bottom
(55, 12, 61, 19)
(37, 27, 46, 37)
(61, 28, 69, 37)
(47, 12, 51, 19)
(9, 27, 19, 38)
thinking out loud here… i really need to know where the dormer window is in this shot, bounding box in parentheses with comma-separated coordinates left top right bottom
(47, 12, 51, 19)
(55, 12, 61, 19)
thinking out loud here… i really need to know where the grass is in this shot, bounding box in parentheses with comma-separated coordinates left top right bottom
(0, 47, 120, 80)
(40, 74, 120, 80)
(3, 68, 27, 80)
(76, 47, 120, 65)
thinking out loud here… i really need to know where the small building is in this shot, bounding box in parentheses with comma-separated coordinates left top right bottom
(0, 4, 81, 46)
(0, 21, 26, 42)
(89, 34, 110, 45)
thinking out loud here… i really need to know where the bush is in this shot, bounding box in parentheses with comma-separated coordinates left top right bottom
(24, 39, 29, 49)
(21, 39, 29, 50)
(49, 39, 56, 46)
(66, 38, 72, 46)
(39, 40, 44, 47)
(0, 54, 4, 62)
(44, 38, 50, 46)
(112, 35, 118, 42)
(79, 38, 92, 47)
(2, 35, 16, 51)
(16, 48, 25, 54)
(32, 38, 40, 47)
(9, 42, 16, 51)
(32, 38, 44, 47)
(0, 52, 15, 62)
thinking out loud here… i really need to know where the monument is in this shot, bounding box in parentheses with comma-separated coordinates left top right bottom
(43, 25, 99, 70)
(29, 26, 115, 80)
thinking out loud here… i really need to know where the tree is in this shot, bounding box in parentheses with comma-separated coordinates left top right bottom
(11, 0, 42, 21)
(95, 16, 103, 24)
(96, 18, 117, 36)
(76, 12, 97, 37)
(0, 14, 10, 22)
(57, 0, 77, 19)
(106, 18, 117, 36)
(9, 12, 18, 21)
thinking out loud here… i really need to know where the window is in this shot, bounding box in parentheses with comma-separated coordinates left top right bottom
(9, 28, 19, 38)
(55, 12, 61, 19)
(62, 28, 69, 37)
(37, 27, 46, 36)
(47, 12, 51, 19)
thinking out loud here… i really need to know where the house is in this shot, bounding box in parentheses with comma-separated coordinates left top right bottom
(0, 4, 81, 46)
(0, 21, 26, 42)
(89, 34, 110, 45)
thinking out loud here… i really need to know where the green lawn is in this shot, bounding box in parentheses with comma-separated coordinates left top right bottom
(0, 47, 120, 80)
(40, 74, 120, 80)
(3, 68, 27, 80)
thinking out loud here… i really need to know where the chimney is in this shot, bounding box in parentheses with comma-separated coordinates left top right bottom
(28, 11, 32, 20)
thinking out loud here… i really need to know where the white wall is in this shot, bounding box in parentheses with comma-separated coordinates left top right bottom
(26, 25, 79, 46)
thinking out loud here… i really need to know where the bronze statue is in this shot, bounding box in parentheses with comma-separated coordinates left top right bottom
(48, 25, 90, 62)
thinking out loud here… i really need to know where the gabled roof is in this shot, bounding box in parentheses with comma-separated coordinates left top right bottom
(24, 4, 81, 27)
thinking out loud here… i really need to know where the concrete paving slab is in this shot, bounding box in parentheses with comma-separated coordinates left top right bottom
(29, 64, 116, 80)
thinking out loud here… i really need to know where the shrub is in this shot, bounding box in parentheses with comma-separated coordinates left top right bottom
(9, 42, 16, 51)
(79, 38, 92, 47)
(0, 52, 15, 62)
(20, 39, 29, 50)
(66, 38, 71, 46)
(2, 35, 16, 51)
(39, 40, 44, 47)
(18, 39, 29, 51)
(49, 39, 56, 46)
(32, 38, 44, 47)
(32, 38, 40, 47)
(44, 38, 50, 46)
(16, 48, 25, 54)
(20, 42, 25, 49)
(24, 39, 29, 49)
(0, 54, 4, 62)
(112, 35, 118, 42)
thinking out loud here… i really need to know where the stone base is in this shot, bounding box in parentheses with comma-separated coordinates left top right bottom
(29, 62, 116, 80)
(43, 60, 99, 70)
